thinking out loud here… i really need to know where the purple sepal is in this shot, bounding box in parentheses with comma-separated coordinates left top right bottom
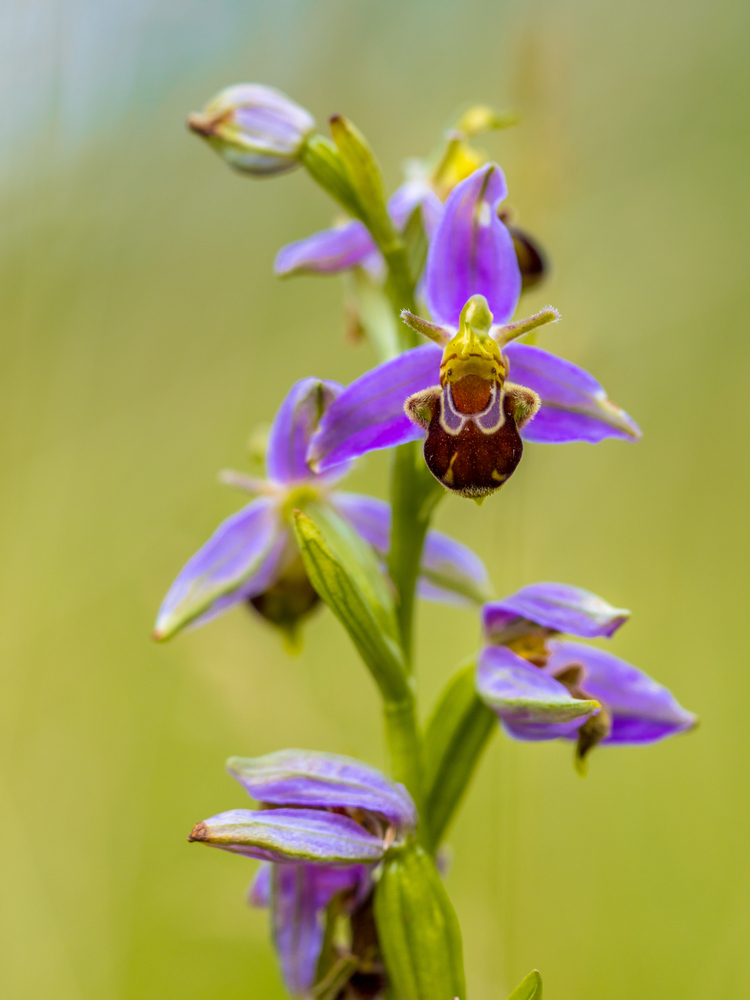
(266, 378, 347, 485)
(185, 530, 289, 632)
(271, 863, 369, 996)
(483, 583, 630, 641)
(274, 221, 377, 277)
(331, 493, 492, 607)
(425, 163, 521, 328)
(225, 85, 315, 155)
(505, 344, 641, 444)
(248, 862, 272, 907)
(546, 641, 697, 744)
(388, 181, 444, 238)
(476, 645, 600, 741)
(331, 493, 391, 553)
(153, 498, 283, 639)
(307, 344, 441, 471)
(193, 808, 386, 864)
(227, 749, 417, 829)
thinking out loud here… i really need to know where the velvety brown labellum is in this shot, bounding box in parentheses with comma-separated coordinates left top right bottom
(423, 392, 524, 498)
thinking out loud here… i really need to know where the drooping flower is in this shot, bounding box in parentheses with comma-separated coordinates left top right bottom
(189, 749, 416, 995)
(153, 378, 492, 645)
(306, 164, 640, 499)
(273, 105, 544, 290)
(476, 582, 697, 771)
(187, 84, 315, 177)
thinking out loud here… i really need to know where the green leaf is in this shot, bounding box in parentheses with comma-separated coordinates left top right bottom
(293, 508, 409, 703)
(299, 133, 363, 219)
(329, 114, 399, 255)
(374, 843, 465, 1000)
(508, 970, 543, 1000)
(422, 663, 497, 852)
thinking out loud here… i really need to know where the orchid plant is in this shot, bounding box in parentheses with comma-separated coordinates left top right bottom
(156, 84, 697, 1000)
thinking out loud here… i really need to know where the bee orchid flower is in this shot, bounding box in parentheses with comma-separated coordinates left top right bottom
(153, 378, 492, 644)
(305, 163, 641, 501)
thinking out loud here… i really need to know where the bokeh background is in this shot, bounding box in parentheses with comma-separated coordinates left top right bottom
(2, 0, 749, 997)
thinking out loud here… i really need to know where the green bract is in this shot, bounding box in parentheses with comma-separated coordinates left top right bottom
(374, 843, 465, 1000)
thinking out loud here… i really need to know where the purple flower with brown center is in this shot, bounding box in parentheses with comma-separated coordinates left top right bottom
(189, 749, 416, 995)
(305, 164, 640, 500)
(476, 582, 697, 771)
(153, 379, 492, 645)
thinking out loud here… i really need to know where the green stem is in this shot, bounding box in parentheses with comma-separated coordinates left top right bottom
(387, 445, 444, 664)
(383, 695, 424, 817)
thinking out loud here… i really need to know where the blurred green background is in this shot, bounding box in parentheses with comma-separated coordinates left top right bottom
(1, 0, 748, 997)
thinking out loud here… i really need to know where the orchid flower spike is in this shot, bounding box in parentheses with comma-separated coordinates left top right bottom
(153, 379, 493, 647)
(477, 583, 697, 773)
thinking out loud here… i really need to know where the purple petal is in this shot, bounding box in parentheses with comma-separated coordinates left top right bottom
(190, 808, 386, 864)
(271, 864, 322, 995)
(227, 749, 417, 829)
(248, 862, 272, 907)
(271, 863, 368, 995)
(274, 221, 377, 277)
(476, 645, 600, 741)
(266, 379, 347, 485)
(388, 181, 445, 238)
(425, 163, 521, 328)
(153, 498, 283, 640)
(483, 583, 630, 641)
(421, 525, 493, 606)
(306, 344, 442, 471)
(505, 344, 641, 444)
(546, 641, 697, 744)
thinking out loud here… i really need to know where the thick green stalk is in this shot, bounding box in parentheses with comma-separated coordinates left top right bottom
(387, 444, 443, 664)
(383, 695, 424, 817)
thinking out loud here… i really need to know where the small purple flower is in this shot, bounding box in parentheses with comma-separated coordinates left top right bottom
(189, 749, 415, 995)
(306, 165, 640, 497)
(154, 379, 493, 643)
(476, 582, 696, 770)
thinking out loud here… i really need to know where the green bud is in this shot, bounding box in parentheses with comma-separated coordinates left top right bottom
(508, 970, 543, 1000)
(292, 507, 409, 704)
(374, 843, 466, 1000)
(299, 133, 364, 219)
(329, 114, 399, 254)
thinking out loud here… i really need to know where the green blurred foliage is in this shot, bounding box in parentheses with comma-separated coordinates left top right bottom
(1, 0, 748, 998)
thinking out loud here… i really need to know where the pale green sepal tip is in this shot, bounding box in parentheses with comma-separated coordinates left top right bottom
(508, 969, 543, 1000)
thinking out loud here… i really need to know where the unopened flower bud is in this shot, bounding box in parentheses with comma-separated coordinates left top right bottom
(187, 84, 315, 177)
